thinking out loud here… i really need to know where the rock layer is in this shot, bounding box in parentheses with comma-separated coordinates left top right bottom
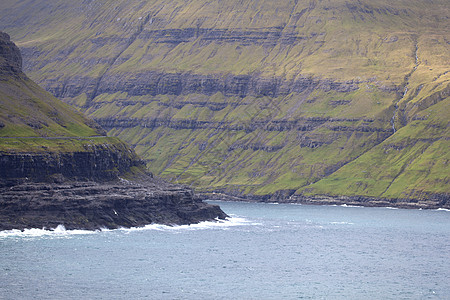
(0, 180, 227, 231)
(0, 143, 144, 185)
(47, 71, 360, 100)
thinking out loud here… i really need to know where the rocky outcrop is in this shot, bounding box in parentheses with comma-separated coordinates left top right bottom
(46, 71, 359, 100)
(0, 143, 144, 185)
(0, 180, 227, 230)
(199, 191, 450, 209)
(0, 149, 229, 230)
(95, 116, 392, 134)
(138, 27, 309, 46)
(404, 83, 450, 118)
(290, 194, 450, 209)
(0, 32, 22, 77)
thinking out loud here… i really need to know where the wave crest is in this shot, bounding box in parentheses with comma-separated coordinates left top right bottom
(0, 216, 256, 238)
(0, 225, 97, 239)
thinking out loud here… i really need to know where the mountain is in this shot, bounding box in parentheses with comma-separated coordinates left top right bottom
(0, 0, 448, 208)
(0, 31, 226, 230)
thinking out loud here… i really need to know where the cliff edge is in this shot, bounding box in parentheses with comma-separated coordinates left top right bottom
(0, 32, 227, 230)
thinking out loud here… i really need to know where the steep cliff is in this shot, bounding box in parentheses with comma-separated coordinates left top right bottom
(0, 31, 21, 76)
(0, 0, 448, 206)
(0, 32, 227, 230)
(0, 31, 142, 183)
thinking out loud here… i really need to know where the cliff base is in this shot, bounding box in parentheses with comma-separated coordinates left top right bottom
(0, 178, 227, 231)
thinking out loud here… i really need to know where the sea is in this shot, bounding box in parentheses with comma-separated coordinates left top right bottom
(1, 201, 449, 300)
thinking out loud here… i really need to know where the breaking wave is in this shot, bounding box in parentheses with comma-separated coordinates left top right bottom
(0, 216, 257, 238)
(436, 208, 450, 212)
(340, 204, 362, 208)
(118, 216, 259, 233)
(0, 224, 97, 239)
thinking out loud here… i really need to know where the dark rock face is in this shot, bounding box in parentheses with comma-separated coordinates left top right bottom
(0, 137, 228, 232)
(289, 194, 450, 210)
(139, 27, 306, 46)
(0, 144, 144, 185)
(95, 116, 393, 134)
(0, 150, 229, 230)
(0, 32, 22, 77)
(46, 71, 359, 100)
(0, 180, 227, 230)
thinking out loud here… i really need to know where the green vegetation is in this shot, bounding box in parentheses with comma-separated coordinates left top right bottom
(302, 98, 449, 198)
(0, 0, 448, 200)
(0, 136, 126, 153)
(0, 33, 137, 164)
(0, 77, 101, 138)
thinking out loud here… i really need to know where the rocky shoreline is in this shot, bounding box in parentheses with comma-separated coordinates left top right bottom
(198, 191, 450, 210)
(0, 179, 227, 231)
(0, 146, 228, 232)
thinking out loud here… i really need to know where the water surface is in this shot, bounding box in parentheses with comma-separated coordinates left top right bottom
(1, 201, 449, 299)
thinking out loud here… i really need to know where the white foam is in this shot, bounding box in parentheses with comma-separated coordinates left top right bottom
(118, 216, 259, 233)
(329, 204, 361, 208)
(385, 207, 399, 210)
(436, 208, 450, 212)
(0, 224, 97, 239)
(0, 217, 259, 238)
(340, 204, 362, 208)
(330, 221, 354, 225)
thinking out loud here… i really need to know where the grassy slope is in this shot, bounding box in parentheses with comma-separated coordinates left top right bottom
(0, 71, 108, 152)
(1, 0, 447, 82)
(0, 76, 100, 138)
(301, 97, 449, 198)
(93, 87, 394, 194)
(0, 0, 448, 199)
(0, 33, 130, 154)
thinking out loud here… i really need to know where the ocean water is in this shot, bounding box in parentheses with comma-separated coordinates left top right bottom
(1, 201, 449, 300)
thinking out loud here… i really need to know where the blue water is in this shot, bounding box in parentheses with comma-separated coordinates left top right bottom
(1, 201, 449, 299)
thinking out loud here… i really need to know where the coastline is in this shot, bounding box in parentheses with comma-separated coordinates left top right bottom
(197, 191, 450, 210)
(0, 180, 227, 231)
